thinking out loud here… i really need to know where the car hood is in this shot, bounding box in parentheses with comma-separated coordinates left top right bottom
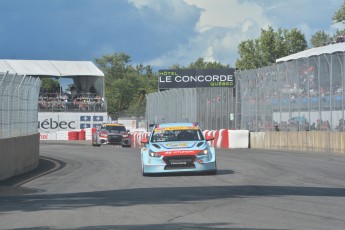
(149, 141, 207, 151)
(106, 130, 126, 135)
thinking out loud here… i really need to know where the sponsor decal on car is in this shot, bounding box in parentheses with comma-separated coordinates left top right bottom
(154, 126, 199, 132)
(165, 142, 189, 147)
(160, 150, 199, 156)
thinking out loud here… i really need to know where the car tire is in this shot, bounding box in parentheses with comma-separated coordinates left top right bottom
(141, 161, 148, 176)
(207, 161, 217, 175)
(92, 137, 101, 147)
(208, 169, 217, 175)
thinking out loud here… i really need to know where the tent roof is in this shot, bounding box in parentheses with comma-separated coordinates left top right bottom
(276, 43, 345, 63)
(0, 59, 104, 77)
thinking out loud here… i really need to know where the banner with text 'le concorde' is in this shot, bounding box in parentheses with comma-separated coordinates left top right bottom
(158, 68, 235, 90)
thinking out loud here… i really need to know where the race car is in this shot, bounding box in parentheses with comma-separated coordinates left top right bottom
(140, 122, 217, 176)
(92, 123, 131, 147)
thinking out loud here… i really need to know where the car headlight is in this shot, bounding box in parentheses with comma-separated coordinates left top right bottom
(99, 131, 108, 137)
(123, 134, 128, 138)
(149, 151, 161, 158)
(197, 148, 209, 156)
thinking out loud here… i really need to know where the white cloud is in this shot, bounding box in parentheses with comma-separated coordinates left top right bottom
(183, 0, 271, 32)
(141, 0, 344, 69)
(2, 0, 343, 69)
(147, 0, 271, 68)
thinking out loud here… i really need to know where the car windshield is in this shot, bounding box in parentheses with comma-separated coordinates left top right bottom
(104, 125, 126, 132)
(151, 126, 204, 142)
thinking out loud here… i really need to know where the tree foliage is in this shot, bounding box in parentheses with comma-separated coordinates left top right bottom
(335, 29, 345, 36)
(310, 30, 330, 47)
(40, 78, 59, 91)
(235, 26, 307, 70)
(333, 1, 345, 23)
(310, 1, 345, 48)
(95, 53, 157, 119)
(170, 57, 230, 69)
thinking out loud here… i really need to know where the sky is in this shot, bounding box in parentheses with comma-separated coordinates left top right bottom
(0, 0, 344, 71)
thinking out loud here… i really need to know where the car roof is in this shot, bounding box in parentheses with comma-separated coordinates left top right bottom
(102, 123, 125, 127)
(155, 122, 199, 128)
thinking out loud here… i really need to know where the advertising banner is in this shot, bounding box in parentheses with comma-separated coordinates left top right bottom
(38, 112, 108, 133)
(158, 68, 235, 89)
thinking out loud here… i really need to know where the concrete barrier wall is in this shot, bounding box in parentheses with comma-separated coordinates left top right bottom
(0, 133, 40, 181)
(250, 131, 345, 154)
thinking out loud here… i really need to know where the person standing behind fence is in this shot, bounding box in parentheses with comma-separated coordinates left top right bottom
(89, 84, 97, 95)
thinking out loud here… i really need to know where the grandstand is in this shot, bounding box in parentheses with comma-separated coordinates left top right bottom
(0, 59, 108, 139)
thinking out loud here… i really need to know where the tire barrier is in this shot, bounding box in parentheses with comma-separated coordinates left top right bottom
(131, 132, 150, 148)
(41, 129, 249, 148)
(92, 128, 97, 135)
(203, 129, 230, 148)
(41, 128, 94, 141)
(131, 129, 249, 149)
(79, 129, 86, 140)
(68, 131, 79, 140)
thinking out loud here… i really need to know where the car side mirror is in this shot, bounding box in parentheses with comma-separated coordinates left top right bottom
(141, 137, 148, 144)
(205, 135, 214, 141)
(127, 129, 130, 132)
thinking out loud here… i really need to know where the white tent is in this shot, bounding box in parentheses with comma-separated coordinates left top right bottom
(0, 59, 104, 77)
(276, 43, 345, 63)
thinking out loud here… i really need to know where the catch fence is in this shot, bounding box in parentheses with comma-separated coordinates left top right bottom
(0, 72, 41, 138)
(145, 87, 239, 131)
(236, 52, 345, 132)
(146, 51, 345, 132)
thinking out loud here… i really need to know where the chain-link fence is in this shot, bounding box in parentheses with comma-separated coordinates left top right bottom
(146, 51, 345, 132)
(0, 72, 42, 139)
(236, 52, 345, 132)
(145, 87, 238, 131)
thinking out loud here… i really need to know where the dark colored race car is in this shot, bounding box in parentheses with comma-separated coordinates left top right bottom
(92, 123, 131, 147)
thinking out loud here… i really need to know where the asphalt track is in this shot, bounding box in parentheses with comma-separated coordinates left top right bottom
(0, 141, 345, 229)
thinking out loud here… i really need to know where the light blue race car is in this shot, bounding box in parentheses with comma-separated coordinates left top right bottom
(140, 122, 217, 176)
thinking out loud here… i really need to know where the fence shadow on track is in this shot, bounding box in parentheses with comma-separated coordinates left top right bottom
(1, 185, 344, 213)
(3, 223, 282, 230)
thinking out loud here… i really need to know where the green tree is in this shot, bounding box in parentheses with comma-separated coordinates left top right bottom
(40, 78, 59, 92)
(169, 58, 229, 69)
(284, 28, 308, 54)
(333, 1, 345, 23)
(334, 29, 345, 42)
(310, 30, 330, 47)
(259, 26, 279, 65)
(95, 52, 158, 119)
(122, 65, 158, 118)
(189, 58, 229, 69)
(335, 29, 345, 36)
(235, 26, 307, 70)
(310, 0, 345, 48)
(235, 39, 260, 70)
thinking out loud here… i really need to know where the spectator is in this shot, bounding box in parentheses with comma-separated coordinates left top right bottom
(328, 38, 334, 45)
(89, 84, 97, 94)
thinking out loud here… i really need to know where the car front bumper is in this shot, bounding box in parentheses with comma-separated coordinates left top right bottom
(142, 159, 217, 174)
